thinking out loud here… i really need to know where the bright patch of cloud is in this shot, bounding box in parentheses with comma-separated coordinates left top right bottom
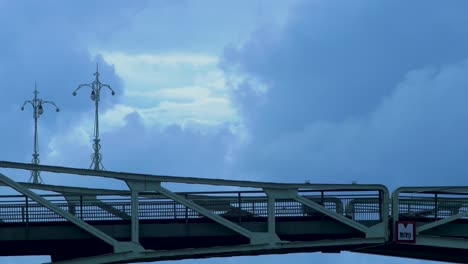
(47, 118, 92, 164)
(46, 51, 245, 167)
(101, 52, 219, 67)
(94, 51, 241, 130)
(100, 104, 136, 128)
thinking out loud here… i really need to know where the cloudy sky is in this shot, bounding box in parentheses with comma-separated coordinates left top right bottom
(1, 0, 467, 263)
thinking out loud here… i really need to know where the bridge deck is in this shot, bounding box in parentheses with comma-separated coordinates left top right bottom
(0, 161, 465, 263)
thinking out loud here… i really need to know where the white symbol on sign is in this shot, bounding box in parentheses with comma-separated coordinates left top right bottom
(398, 223, 414, 241)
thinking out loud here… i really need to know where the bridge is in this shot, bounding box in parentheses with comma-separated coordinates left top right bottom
(0, 161, 466, 263)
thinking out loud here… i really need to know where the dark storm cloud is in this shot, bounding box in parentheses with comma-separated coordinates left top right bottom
(103, 112, 237, 177)
(222, 0, 468, 187)
(223, 0, 468, 128)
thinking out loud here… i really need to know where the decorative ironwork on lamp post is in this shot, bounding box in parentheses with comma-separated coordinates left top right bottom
(73, 64, 115, 170)
(21, 83, 60, 184)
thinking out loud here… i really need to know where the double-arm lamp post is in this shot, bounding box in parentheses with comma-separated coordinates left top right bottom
(21, 83, 60, 184)
(73, 65, 115, 170)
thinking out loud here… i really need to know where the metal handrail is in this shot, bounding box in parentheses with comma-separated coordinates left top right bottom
(0, 191, 385, 224)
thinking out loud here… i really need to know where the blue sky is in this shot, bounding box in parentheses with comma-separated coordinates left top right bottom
(0, 0, 466, 263)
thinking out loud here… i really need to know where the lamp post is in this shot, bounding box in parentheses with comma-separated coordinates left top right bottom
(73, 64, 115, 170)
(21, 83, 60, 184)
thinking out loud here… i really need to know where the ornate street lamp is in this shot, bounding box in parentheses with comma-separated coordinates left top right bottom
(73, 64, 115, 170)
(21, 83, 60, 184)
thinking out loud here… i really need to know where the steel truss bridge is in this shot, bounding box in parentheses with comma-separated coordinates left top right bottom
(0, 161, 465, 263)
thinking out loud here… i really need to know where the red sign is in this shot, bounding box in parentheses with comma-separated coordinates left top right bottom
(395, 221, 416, 243)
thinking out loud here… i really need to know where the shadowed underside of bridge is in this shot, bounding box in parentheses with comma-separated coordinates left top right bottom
(355, 243, 468, 263)
(0, 161, 466, 263)
(0, 218, 366, 262)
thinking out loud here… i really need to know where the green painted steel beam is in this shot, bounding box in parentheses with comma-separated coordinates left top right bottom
(0, 161, 387, 191)
(0, 173, 120, 249)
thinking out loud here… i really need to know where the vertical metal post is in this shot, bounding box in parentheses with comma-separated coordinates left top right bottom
(72, 65, 115, 171)
(238, 192, 242, 223)
(21, 83, 60, 184)
(434, 193, 438, 221)
(32, 100, 39, 184)
(267, 196, 275, 234)
(131, 190, 139, 243)
(173, 200, 177, 220)
(378, 191, 383, 221)
(185, 193, 189, 223)
(25, 196, 29, 224)
(253, 200, 256, 215)
(80, 195, 83, 220)
(321, 191, 325, 220)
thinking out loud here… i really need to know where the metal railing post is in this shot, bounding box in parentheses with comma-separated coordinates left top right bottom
(321, 191, 325, 220)
(238, 192, 242, 223)
(131, 190, 139, 243)
(434, 193, 438, 221)
(25, 196, 29, 224)
(379, 190, 383, 221)
(173, 200, 177, 220)
(185, 193, 188, 223)
(79, 195, 84, 220)
(252, 200, 256, 215)
(267, 196, 276, 234)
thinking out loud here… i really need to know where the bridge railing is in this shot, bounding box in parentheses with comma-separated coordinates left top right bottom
(9, 182, 468, 242)
(392, 187, 468, 222)
(391, 186, 468, 245)
(0, 194, 67, 223)
(0, 189, 385, 227)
